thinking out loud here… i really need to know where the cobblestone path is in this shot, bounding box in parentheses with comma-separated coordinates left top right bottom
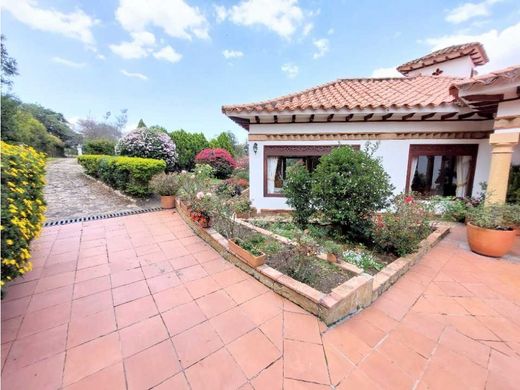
(44, 158, 159, 222)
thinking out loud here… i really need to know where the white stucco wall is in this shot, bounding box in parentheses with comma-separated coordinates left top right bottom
(406, 56, 474, 78)
(247, 121, 493, 211)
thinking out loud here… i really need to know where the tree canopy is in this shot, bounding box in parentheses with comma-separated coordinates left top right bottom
(1, 35, 18, 88)
(170, 129, 208, 170)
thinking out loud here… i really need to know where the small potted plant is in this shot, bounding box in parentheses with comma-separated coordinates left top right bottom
(190, 191, 214, 228)
(233, 198, 253, 219)
(466, 203, 517, 257)
(149, 172, 181, 209)
(321, 240, 343, 263)
(228, 234, 266, 267)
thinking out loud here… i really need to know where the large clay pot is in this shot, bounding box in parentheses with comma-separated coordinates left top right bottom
(466, 223, 517, 257)
(160, 195, 176, 209)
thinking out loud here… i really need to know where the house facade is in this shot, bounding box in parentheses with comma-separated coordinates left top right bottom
(222, 43, 520, 211)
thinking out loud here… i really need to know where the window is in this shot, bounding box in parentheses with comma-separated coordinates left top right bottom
(264, 145, 359, 197)
(406, 144, 478, 198)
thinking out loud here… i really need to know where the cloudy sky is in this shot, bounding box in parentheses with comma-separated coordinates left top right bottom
(2, 0, 520, 140)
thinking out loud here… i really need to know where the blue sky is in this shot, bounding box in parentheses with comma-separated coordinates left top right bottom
(2, 0, 520, 142)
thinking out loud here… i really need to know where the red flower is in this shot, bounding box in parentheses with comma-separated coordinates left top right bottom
(404, 195, 414, 204)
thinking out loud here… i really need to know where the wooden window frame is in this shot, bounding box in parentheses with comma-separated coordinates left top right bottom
(405, 144, 479, 197)
(263, 145, 359, 198)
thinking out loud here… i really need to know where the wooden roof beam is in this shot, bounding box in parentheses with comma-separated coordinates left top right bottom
(326, 114, 334, 122)
(309, 114, 315, 123)
(255, 116, 260, 124)
(421, 113, 435, 120)
(464, 93, 504, 102)
(291, 114, 296, 123)
(382, 113, 393, 121)
(274, 115, 278, 123)
(363, 113, 374, 121)
(401, 113, 415, 120)
(458, 112, 475, 119)
(345, 114, 354, 121)
(441, 112, 457, 120)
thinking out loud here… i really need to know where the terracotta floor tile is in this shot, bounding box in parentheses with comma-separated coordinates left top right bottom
(447, 315, 501, 341)
(63, 332, 122, 385)
(240, 292, 283, 326)
(77, 254, 109, 270)
(209, 306, 257, 344)
(112, 280, 150, 306)
(2, 316, 22, 344)
(146, 272, 182, 294)
(26, 285, 73, 313)
(337, 368, 382, 390)
(196, 290, 236, 318)
(377, 337, 427, 379)
(3, 280, 38, 301)
(260, 313, 284, 351)
(439, 326, 490, 367)
(1, 352, 65, 390)
(228, 329, 281, 378)
(225, 278, 268, 304)
(152, 372, 191, 390)
(71, 290, 113, 319)
(283, 339, 329, 385)
(162, 301, 207, 336)
(67, 309, 117, 348)
(200, 258, 232, 275)
(486, 349, 520, 390)
(184, 348, 247, 390)
(124, 339, 181, 390)
(169, 254, 199, 270)
(5, 324, 67, 372)
(251, 358, 283, 390)
(212, 267, 250, 288)
(110, 268, 144, 288)
(73, 276, 111, 300)
(2, 296, 32, 321)
(75, 264, 111, 283)
(370, 294, 410, 321)
(119, 315, 168, 357)
(434, 281, 473, 297)
(141, 260, 173, 279)
(64, 362, 126, 390)
(192, 248, 221, 263)
(322, 342, 355, 386)
(177, 264, 209, 282)
(322, 327, 371, 365)
(172, 321, 223, 368)
(283, 299, 309, 315)
(284, 311, 322, 344)
(389, 325, 437, 358)
(340, 315, 386, 348)
(115, 295, 158, 329)
(185, 276, 221, 299)
(360, 350, 415, 389)
(283, 378, 330, 389)
(477, 315, 520, 342)
(18, 301, 71, 338)
(153, 285, 193, 312)
(399, 311, 446, 341)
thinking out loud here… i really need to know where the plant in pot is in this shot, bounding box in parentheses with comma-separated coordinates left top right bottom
(190, 191, 214, 228)
(233, 197, 253, 219)
(228, 233, 267, 268)
(149, 172, 181, 209)
(466, 203, 518, 257)
(504, 204, 520, 236)
(321, 240, 343, 263)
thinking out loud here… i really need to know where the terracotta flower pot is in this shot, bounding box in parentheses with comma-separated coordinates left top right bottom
(228, 239, 266, 268)
(190, 211, 210, 228)
(326, 253, 337, 263)
(160, 195, 176, 209)
(466, 222, 517, 258)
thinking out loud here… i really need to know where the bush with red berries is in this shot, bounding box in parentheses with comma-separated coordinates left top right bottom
(195, 148, 236, 179)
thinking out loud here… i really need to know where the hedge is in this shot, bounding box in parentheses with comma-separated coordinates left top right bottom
(78, 154, 166, 197)
(1, 142, 47, 287)
(83, 138, 116, 155)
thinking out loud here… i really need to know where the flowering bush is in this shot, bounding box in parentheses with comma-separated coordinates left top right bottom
(342, 249, 384, 273)
(116, 128, 177, 171)
(78, 155, 166, 197)
(1, 142, 47, 287)
(191, 192, 215, 219)
(372, 194, 432, 256)
(195, 148, 236, 179)
(149, 172, 181, 196)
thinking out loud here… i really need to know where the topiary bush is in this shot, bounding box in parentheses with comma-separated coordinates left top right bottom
(283, 162, 315, 229)
(78, 155, 166, 197)
(195, 148, 236, 179)
(84, 138, 116, 155)
(116, 127, 177, 171)
(1, 142, 47, 288)
(312, 146, 393, 242)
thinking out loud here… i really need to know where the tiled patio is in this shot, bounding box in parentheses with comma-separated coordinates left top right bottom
(2, 211, 520, 389)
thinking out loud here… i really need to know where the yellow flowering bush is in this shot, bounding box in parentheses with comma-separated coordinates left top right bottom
(1, 142, 46, 287)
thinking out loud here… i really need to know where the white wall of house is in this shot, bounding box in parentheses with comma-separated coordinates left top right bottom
(406, 56, 475, 78)
(247, 121, 493, 211)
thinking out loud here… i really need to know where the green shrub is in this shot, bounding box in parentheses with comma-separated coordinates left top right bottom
(466, 203, 519, 230)
(77, 154, 166, 197)
(507, 165, 520, 204)
(342, 249, 384, 273)
(373, 194, 431, 257)
(1, 142, 47, 287)
(312, 146, 393, 242)
(430, 196, 470, 222)
(169, 130, 208, 170)
(149, 172, 181, 196)
(282, 162, 315, 229)
(84, 138, 116, 155)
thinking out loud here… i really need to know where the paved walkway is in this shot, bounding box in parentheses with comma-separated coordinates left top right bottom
(1, 212, 520, 389)
(44, 158, 159, 223)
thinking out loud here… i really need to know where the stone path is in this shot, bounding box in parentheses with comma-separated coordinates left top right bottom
(1, 212, 520, 389)
(44, 158, 159, 223)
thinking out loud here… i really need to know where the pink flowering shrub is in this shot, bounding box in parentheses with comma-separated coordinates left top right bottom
(195, 148, 236, 179)
(116, 128, 177, 171)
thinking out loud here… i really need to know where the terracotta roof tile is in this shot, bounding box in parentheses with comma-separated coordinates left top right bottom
(450, 65, 520, 92)
(397, 42, 488, 75)
(222, 76, 461, 114)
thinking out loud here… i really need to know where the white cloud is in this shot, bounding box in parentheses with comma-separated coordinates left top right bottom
(281, 63, 299, 78)
(312, 38, 329, 59)
(370, 67, 402, 78)
(115, 0, 209, 40)
(96, 54, 106, 60)
(222, 49, 244, 59)
(303, 23, 313, 36)
(214, 4, 227, 23)
(121, 69, 148, 80)
(219, 0, 306, 39)
(110, 31, 156, 59)
(445, 0, 501, 24)
(2, 0, 98, 46)
(423, 21, 520, 72)
(153, 46, 182, 63)
(52, 57, 86, 68)
(327, 28, 334, 35)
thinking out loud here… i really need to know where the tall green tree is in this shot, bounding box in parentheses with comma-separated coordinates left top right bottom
(1, 35, 18, 88)
(170, 129, 209, 170)
(137, 119, 147, 128)
(209, 131, 236, 156)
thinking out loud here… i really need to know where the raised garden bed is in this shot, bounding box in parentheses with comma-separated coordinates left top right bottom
(175, 199, 449, 325)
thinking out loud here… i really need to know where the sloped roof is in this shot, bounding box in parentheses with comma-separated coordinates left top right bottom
(450, 65, 520, 92)
(222, 75, 461, 114)
(397, 42, 488, 75)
